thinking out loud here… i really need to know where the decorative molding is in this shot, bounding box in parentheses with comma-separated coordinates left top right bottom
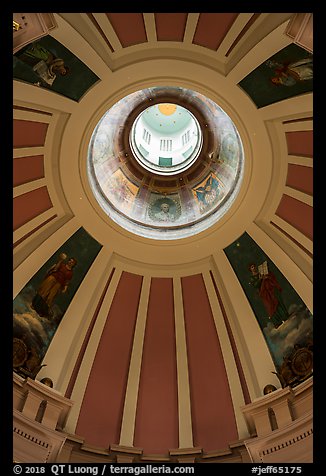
(13, 214, 57, 249)
(13, 14, 58, 54)
(13, 409, 67, 463)
(245, 412, 313, 463)
(270, 221, 313, 259)
(285, 14, 313, 53)
(60, 437, 249, 463)
(13, 426, 50, 450)
(242, 378, 313, 463)
(19, 378, 73, 430)
(14, 370, 310, 464)
(260, 427, 313, 457)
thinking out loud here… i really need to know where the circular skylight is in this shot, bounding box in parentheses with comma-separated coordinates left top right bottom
(87, 86, 244, 240)
(129, 103, 202, 175)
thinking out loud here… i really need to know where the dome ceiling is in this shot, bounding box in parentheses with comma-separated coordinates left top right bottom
(87, 86, 244, 239)
(142, 103, 192, 134)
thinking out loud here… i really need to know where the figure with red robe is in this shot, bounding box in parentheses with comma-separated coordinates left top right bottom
(32, 257, 77, 317)
(249, 262, 289, 328)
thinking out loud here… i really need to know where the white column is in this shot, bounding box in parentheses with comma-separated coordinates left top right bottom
(173, 276, 193, 449)
(119, 275, 151, 447)
(203, 269, 248, 439)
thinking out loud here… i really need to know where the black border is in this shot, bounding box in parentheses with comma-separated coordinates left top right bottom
(7, 5, 321, 475)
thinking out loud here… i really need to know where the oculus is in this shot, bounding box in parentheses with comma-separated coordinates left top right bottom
(129, 103, 203, 175)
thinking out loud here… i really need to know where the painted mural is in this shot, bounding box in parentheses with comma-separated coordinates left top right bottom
(224, 232, 313, 385)
(238, 43, 313, 108)
(102, 169, 139, 215)
(13, 36, 99, 101)
(148, 194, 182, 223)
(192, 173, 222, 213)
(91, 124, 113, 166)
(210, 121, 242, 193)
(13, 227, 102, 379)
(219, 131, 240, 170)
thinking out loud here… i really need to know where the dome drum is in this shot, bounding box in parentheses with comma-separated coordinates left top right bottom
(87, 86, 244, 239)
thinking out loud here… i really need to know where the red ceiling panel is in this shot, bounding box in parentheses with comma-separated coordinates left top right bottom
(134, 278, 178, 454)
(181, 274, 238, 451)
(286, 164, 313, 196)
(286, 130, 313, 158)
(13, 120, 48, 148)
(155, 13, 188, 41)
(76, 271, 143, 448)
(13, 214, 57, 249)
(276, 194, 313, 240)
(106, 13, 147, 47)
(192, 13, 239, 50)
(13, 155, 44, 187)
(13, 186, 53, 231)
(65, 269, 116, 399)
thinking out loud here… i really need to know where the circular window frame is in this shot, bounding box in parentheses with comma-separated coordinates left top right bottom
(86, 86, 245, 240)
(129, 104, 203, 176)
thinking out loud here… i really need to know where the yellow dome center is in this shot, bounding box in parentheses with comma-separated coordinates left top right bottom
(158, 103, 177, 116)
